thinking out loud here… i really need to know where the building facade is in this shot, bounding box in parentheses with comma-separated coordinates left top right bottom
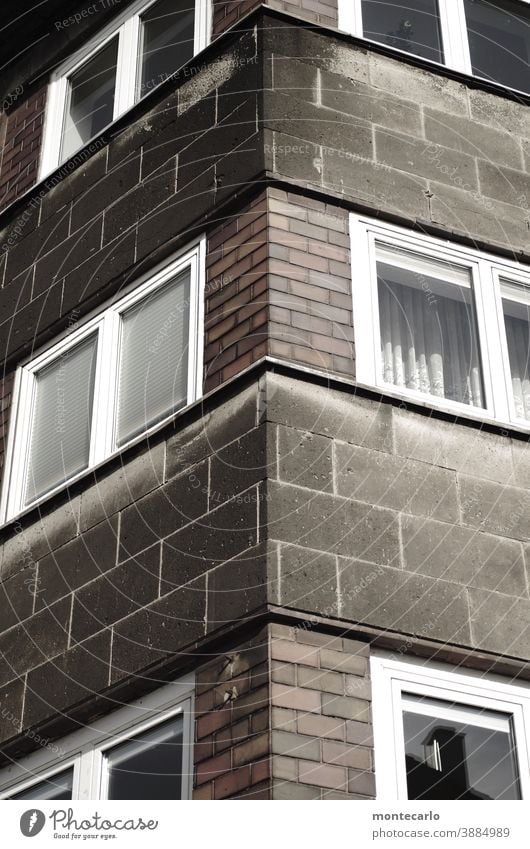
(0, 0, 529, 800)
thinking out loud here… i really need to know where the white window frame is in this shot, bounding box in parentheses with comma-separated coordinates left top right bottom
(350, 213, 530, 433)
(0, 674, 194, 800)
(40, 0, 211, 178)
(0, 236, 205, 525)
(371, 652, 530, 801)
(338, 0, 530, 96)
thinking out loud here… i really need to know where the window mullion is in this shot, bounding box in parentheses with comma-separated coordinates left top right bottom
(439, 0, 472, 73)
(487, 266, 512, 423)
(115, 18, 140, 116)
(195, 0, 212, 51)
(90, 316, 115, 465)
(338, 0, 363, 36)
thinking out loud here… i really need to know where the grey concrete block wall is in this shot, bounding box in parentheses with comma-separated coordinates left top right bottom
(262, 16, 530, 255)
(0, 375, 271, 753)
(262, 371, 530, 661)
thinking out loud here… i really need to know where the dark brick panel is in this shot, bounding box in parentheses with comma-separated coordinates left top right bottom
(0, 85, 46, 212)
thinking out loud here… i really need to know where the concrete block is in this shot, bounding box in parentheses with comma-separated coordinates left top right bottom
(369, 52, 468, 116)
(278, 426, 333, 492)
(35, 515, 119, 611)
(23, 631, 111, 729)
(469, 88, 530, 138)
(424, 107, 523, 169)
(478, 159, 530, 207)
(70, 546, 160, 643)
(401, 514, 527, 596)
(376, 128, 478, 189)
(269, 481, 401, 567)
(339, 559, 471, 644)
(209, 425, 270, 506)
(261, 374, 394, 454)
(469, 588, 530, 658)
(320, 71, 422, 136)
(323, 143, 429, 220)
(277, 542, 339, 615)
(393, 408, 515, 485)
(335, 442, 459, 522)
(165, 381, 258, 478)
(0, 597, 71, 687)
(118, 460, 208, 560)
(1, 498, 79, 581)
(79, 441, 165, 532)
(459, 475, 530, 541)
(429, 181, 530, 255)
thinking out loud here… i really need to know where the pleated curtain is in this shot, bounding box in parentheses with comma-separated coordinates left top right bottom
(117, 269, 190, 446)
(26, 334, 98, 504)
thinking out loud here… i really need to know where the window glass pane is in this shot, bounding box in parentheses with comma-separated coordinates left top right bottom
(62, 37, 118, 160)
(26, 334, 98, 504)
(361, 0, 443, 63)
(105, 714, 184, 800)
(139, 0, 195, 98)
(117, 269, 190, 446)
(402, 694, 521, 800)
(376, 244, 484, 408)
(464, 0, 530, 93)
(501, 280, 530, 420)
(11, 768, 73, 800)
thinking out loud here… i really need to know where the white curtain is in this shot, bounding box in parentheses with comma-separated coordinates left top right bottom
(378, 276, 483, 407)
(504, 314, 530, 420)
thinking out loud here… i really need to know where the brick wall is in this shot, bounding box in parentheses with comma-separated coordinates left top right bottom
(194, 628, 270, 799)
(192, 621, 374, 800)
(0, 372, 14, 487)
(267, 188, 353, 377)
(212, 0, 337, 36)
(270, 623, 374, 800)
(204, 187, 354, 391)
(0, 85, 46, 213)
(205, 192, 268, 391)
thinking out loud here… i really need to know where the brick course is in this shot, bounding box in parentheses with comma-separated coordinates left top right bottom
(270, 623, 373, 800)
(0, 86, 46, 213)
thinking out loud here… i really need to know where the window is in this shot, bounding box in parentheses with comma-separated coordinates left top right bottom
(350, 214, 530, 431)
(40, 0, 210, 176)
(0, 675, 194, 800)
(371, 654, 530, 800)
(1, 238, 204, 523)
(338, 0, 530, 95)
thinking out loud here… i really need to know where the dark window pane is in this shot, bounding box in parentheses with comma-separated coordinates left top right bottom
(106, 715, 184, 800)
(464, 0, 530, 93)
(63, 37, 118, 159)
(11, 769, 73, 800)
(139, 0, 195, 97)
(361, 0, 443, 63)
(403, 696, 521, 800)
